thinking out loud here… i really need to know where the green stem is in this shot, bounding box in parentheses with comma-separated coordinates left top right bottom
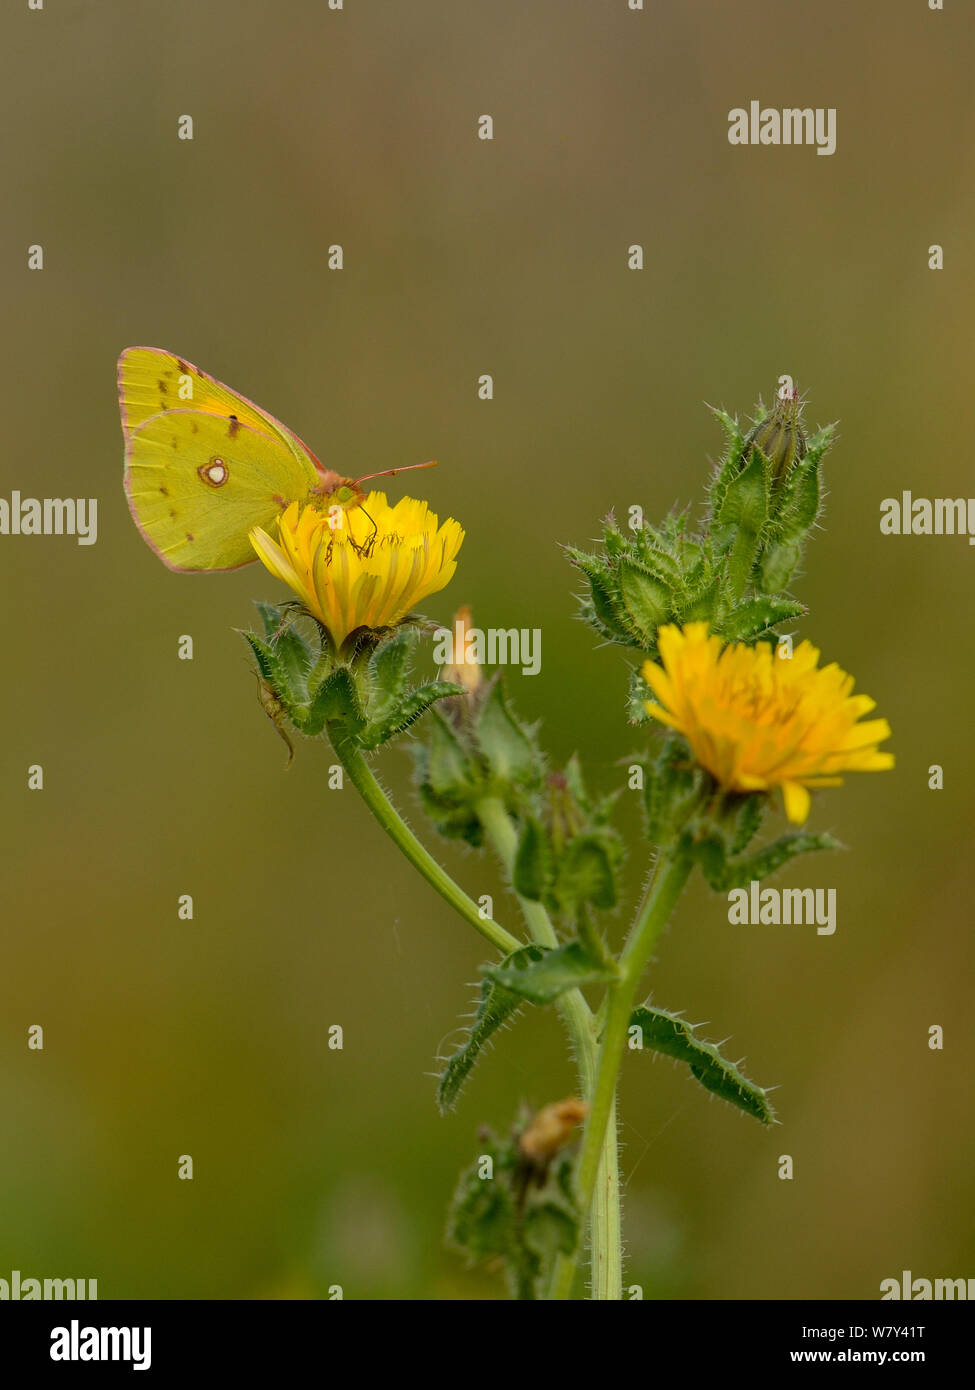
(550, 847, 693, 1300)
(328, 728, 522, 956)
(475, 796, 621, 1302)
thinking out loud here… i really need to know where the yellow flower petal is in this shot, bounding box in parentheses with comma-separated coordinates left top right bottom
(249, 490, 464, 647)
(782, 781, 811, 824)
(643, 623, 893, 821)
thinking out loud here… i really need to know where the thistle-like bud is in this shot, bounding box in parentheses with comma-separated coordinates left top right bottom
(742, 382, 807, 487)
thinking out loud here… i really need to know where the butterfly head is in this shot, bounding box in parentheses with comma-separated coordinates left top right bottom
(311, 471, 367, 511)
(311, 459, 438, 513)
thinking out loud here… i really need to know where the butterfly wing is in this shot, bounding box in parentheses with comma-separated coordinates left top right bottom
(124, 408, 318, 571)
(118, 346, 325, 473)
(119, 347, 326, 571)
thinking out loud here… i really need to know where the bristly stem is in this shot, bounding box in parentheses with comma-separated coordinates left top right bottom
(549, 846, 693, 1300)
(475, 795, 621, 1302)
(328, 728, 522, 956)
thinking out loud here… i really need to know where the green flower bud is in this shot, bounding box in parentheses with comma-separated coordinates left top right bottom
(743, 384, 807, 487)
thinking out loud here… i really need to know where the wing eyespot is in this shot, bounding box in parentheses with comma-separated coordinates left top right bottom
(198, 458, 230, 488)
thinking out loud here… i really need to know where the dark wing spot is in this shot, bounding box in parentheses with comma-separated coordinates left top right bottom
(160, 486, 169, 496)
(157, 379, 168, 395)
(228, 415, 241, 439)
(186, 532, 195, 542)
(171, 436, 179, 449)
(176, 359, 189, 374)
(169, 509, 178, 519)
(191, 421, 198, 433)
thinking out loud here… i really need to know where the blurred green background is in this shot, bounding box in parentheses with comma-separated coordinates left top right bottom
(2, 0, 973, 1300)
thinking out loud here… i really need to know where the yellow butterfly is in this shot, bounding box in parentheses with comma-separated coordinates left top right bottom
(119, 346, 433, 572)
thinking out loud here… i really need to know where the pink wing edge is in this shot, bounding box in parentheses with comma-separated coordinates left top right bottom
(118, 345, 326, 575)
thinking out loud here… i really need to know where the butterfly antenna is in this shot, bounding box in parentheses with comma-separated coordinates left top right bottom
(353, 459, 438, 486)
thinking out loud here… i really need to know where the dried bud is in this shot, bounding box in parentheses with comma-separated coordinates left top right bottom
(439, 604, 483, 698)
(743, 381, 807, 487)
(518, 1098, 589, 1165)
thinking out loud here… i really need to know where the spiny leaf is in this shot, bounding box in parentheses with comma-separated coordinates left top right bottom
(629, 1004, 776, 1125)
(758, 539, 803, 593)
(721, 597, 805, 643)
(241, 631, 304, 709)
(476, 682, 539, 784)
(722, 831, 843, 888)
(626, 666, 653, 725)
(367, 627, 415, 710)
(513, 817, 552, 901)
(425, 707, 479, 798)
(309, 667, 365, 735)
(358, 680, 464, 749)
(484, 940, 618, 1005)
(618, 560, 673, 645)
(555, 833, 619, 911)
(728, 794, 765, 855)
(437, 946, 544, 1113)
(695, 830, 843, 890)
(776, 455, 821, 539)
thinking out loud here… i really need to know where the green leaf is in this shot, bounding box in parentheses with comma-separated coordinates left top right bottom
(446, 1147, 517, 1265)
(446, 1134, 581, 1299)
(758, 539, 803, 593)
(484, 940, 618, 1005)
(570, 550, 645, 647)
(716, 449, 771, 599)
(721, 597, 805, 643)
(618, 560, 673, 645)
(358, 680, 464, 749)
(716, 447, 769, 532)
(255, 599, 287, 641)
(425, 707, 479, 798)
(475, 682, 538, 785)
(626, 666, 653, 725)
(776, 455, 821, 539)
(643, 735, 704, 844)
(367, 627, 414, 706)
(680, 573, 721, 624)
(437, 947, 543, 1113)
(555, 833, 619, 911)
(307, 667, 365, 736)
(695, 830, 843, 890)
(241, 631, 307, 711)
(629, 1005, 776, 1125)
(414, 777, 484, 845)
(722, 832, 843, 887)
(706, 410, 746, 519)
(513, 817, 552, 901)
(631, 531, 683, 587)
(728, 794, 765, 855)
(522, 1196, 578, 1264)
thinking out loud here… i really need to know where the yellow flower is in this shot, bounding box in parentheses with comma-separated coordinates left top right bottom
(250, 491, 464, 648)
(642, 622, 894, 825)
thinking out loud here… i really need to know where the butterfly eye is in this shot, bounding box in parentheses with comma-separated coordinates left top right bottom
(198, 458, 229, 488)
